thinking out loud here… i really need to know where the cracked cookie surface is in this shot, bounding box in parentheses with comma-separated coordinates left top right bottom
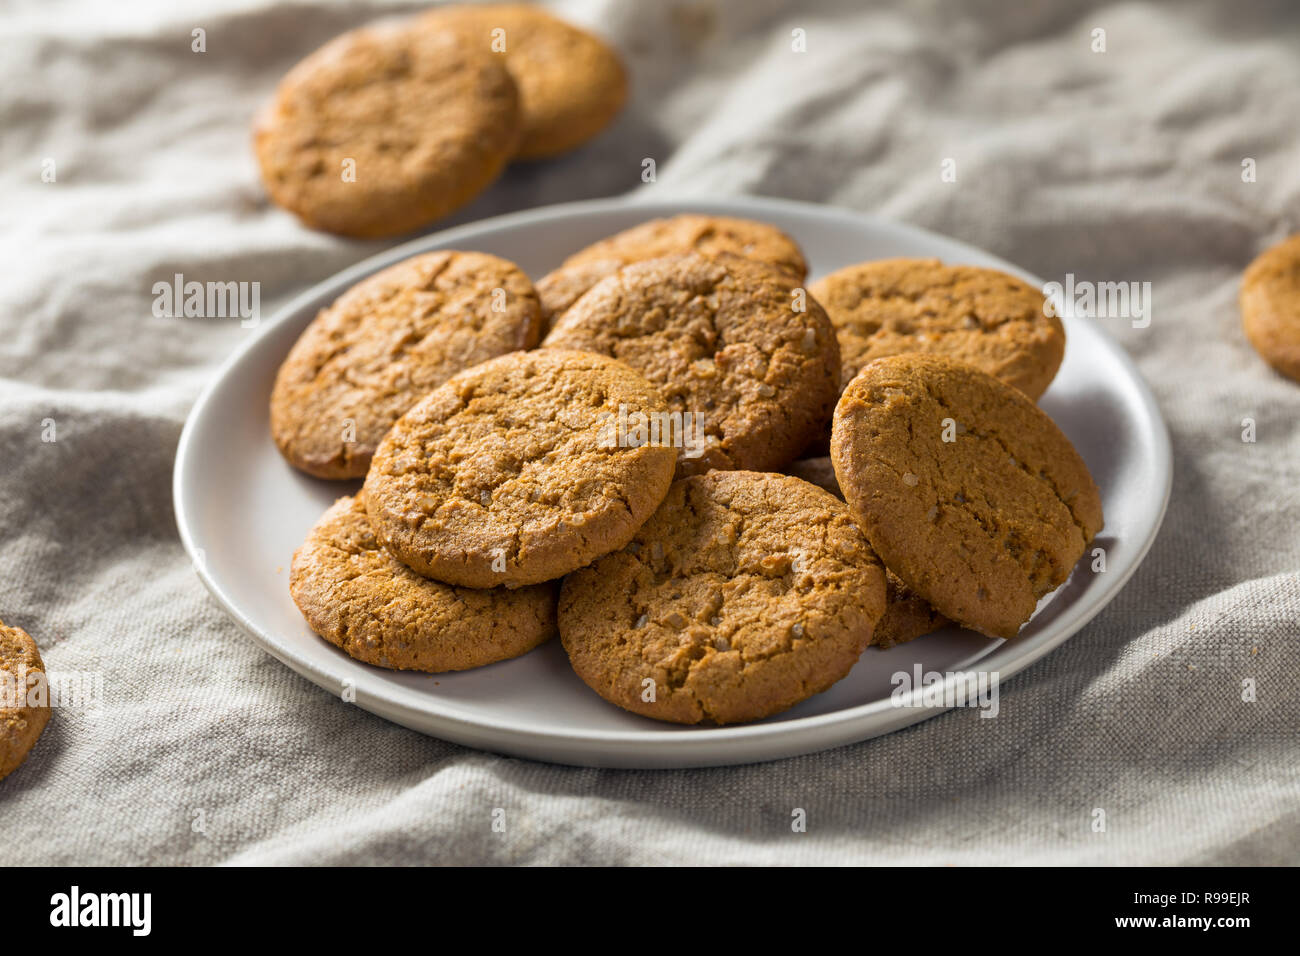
(254, 22, 520, 238)
(809, 258, 1064, 398)
(535, 215, 807, 327)
(559, 471, 887, 725)
(420, 4, 626, 160)
(543, 253, 838, 476)
(290, 495, 556, 671)
(363, 348, 677, 587)
(1240, 233, 1300, 382)
(271, 251, 541, 479)
(1, 620, 51, 783)
(782, 456, 950, 647)
(831, 354, 1102, 639)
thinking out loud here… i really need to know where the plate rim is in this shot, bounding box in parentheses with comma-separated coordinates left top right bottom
(173, 194, 1173, 766)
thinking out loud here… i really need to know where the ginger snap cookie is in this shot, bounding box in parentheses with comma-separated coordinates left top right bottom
(543, 253, 839, 476)
(559, 471, 887, 725)
(781, 456, 948, 647)
(363, 348, 677, 588)
(831, 354, 1102, 639)
(254, 22, 520, 238)
(809, 259, 1065, 398)
(1, 621, 51, 783)
(535, 215, 808, 327)
(291, 495, 556, 671)
(1241, 233, 1300, 382)
(271, 251, 541, 480)
(421, 4, 627, 161)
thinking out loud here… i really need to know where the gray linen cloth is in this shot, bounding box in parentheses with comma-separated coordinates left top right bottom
(1, 0, 1297, 864)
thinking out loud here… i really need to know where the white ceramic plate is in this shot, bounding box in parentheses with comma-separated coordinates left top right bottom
(174, 196, 1171, 769)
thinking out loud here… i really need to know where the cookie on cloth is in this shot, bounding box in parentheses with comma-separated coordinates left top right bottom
(421, 3, 627, 160)
(1240, 233, 1300, 382)
(559, 471, 887, 725)
(254, 22, 520, 237)
(290, 495, 556, 672)
(1, 621, 51, 783)
(831, 354, 1102, 639)
(781, 456, 949, 647)
(536, 214, 808, 326)
(270, 250, 541, 480)
(363, 348, 677, 588)
(543, 252, 839, 476)
(809, 258, 1065, 397)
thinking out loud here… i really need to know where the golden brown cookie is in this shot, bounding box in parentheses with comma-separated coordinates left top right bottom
(831, 354, 1102, 639)
(1, 621, 51, 783)
(291, 495, 556, 671)
(559, 471, 887, 724)
(780, 456, 949, 647)
(253, 22, 520, 238)
(536, 215, 808, 327)
(1241, 233, 1300, 382)
(270, 251, 541, 480)
(363, 348, 677, 588)
(421, 4, 626, 160)
(543, 253, 839, 476)
(875, 575, 950, 649)
(809, 259, 1065, 398)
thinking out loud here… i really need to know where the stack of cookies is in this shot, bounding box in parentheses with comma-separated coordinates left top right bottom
(254, 4, 628, 238)
(280, 213, 1103, 725)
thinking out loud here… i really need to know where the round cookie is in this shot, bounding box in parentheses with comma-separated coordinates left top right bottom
(271, 251, 541, 479)
(536, 215, 808, 326)
(254, 22, 520, 238)
(831, 354, 1103, 639)
(363, 348, 677, 588)
(781, 456, 949, 647)
(421, 4, 626, 160)
(809, 258, 1065, 398)
(559, 471, 887, 725)
(543, 253, 839, 476)
(1240, 233, 1300, 382)
(291, 495, 556, 671)
(1, 621, 51, 783)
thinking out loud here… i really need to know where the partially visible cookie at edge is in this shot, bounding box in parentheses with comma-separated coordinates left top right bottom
(1, 621, 51, 783)
(543, 252, 839, 476)
(809, 258, 1065, 398)
(291, 495, 556, 671)
(831, 354, 1102, 639)
(254, 22, 521, 238)
(536, 214, 808, 327)
(1240, 233, 1300, 382)
(421, 3, 627, 160)
(559, 471, 888, 725)
(363, 348, 678, 588)
(271, 250, 541, 479)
